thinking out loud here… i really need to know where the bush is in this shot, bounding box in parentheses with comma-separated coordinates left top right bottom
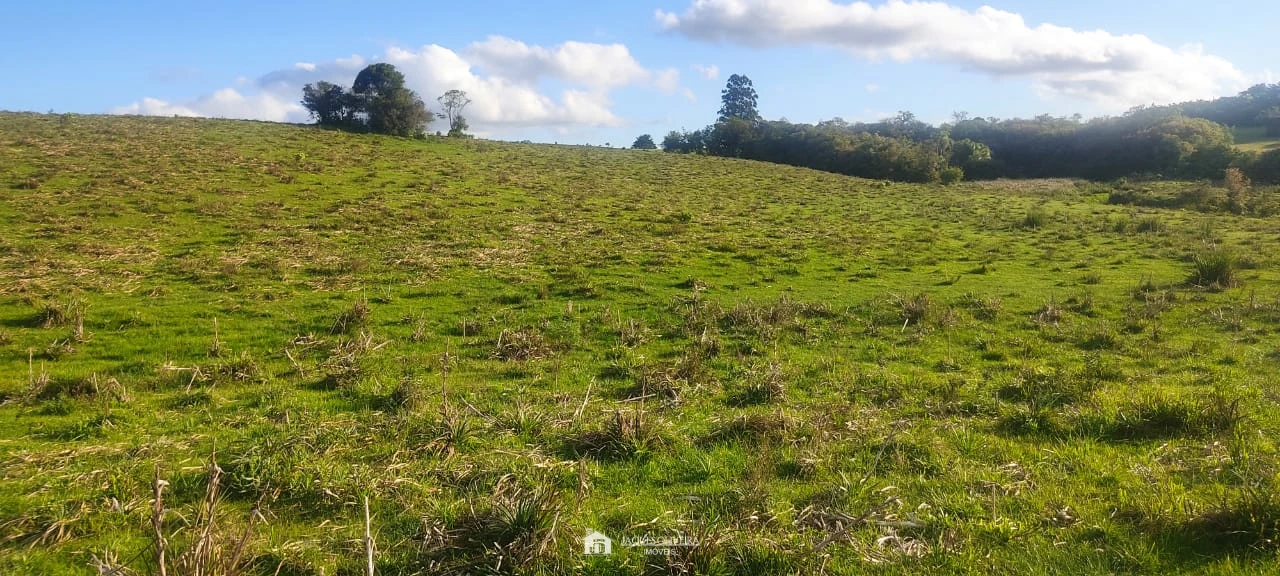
(1189, 248, 1239, 289)
(939, 166, 964, 185)
(1224, 167, 1251, 214)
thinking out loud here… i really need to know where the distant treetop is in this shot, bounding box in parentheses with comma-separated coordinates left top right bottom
(301, 63, 430, 137)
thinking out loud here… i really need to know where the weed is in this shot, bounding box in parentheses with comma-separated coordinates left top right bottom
(1034, 296, 1064, 326)
(430, 479, 563, 572)
(705, 412, 795, 444)
(997, 365, 1096, 409)
(330, 297, 370, 334)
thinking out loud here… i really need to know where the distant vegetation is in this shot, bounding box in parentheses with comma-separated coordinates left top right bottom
(662, 75, 1280, 186)
(631, 134, 657, 150)
(301, 63, 472, 139)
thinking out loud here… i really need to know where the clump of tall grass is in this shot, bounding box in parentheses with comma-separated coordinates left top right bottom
(390, 376, 428, 413)
(729, 360, 787, 406)
(894, 292, 931, 327)
(1022, 207, 1049, 229)
(34, 297, 85, 329)
(1135, 215, 1163, 233)
(959, 292, 1002, 321)
(1102, 392, 1242, 440)
(329, 297, 370, 334)
(492, 327, 554, 361)
(425, 478, 564, 573)
(1188, 247, 1239, 290)
(567, 409, 665, 460)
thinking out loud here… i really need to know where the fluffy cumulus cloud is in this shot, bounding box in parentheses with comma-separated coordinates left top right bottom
(656, 0, 1249, 107)
(113, 37, 683, 132)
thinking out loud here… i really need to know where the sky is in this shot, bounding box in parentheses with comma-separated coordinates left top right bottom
(1, 0, 1276, 145)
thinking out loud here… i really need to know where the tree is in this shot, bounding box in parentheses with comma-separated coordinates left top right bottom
(719, 74, 759, 124)
(437, 90, 472, 137)
(302, 63, 431, 137)
(632, 134, 657, 150)
(709, 118, 755, 158)
(1260, 106, 1280, 137)
(365, 88, 432, 137)
(352, 63, 407, 98)
(662, 131, 685, 152)
(301, 81, 356, 127)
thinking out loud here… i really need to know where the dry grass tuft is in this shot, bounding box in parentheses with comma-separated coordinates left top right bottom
(492, 328, 553, 361)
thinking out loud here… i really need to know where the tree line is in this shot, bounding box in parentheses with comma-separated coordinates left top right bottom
(300, 63, 471, 138)
(304, 64, 1280, 185)
(652, 75, 1280, 185)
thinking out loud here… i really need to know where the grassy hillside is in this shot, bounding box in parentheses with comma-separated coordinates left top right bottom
(1, 113, 1278, 575)
(1233, 126, 1280, 153)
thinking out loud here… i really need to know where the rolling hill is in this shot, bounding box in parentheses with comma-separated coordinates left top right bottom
(1, 113, 1277, 575)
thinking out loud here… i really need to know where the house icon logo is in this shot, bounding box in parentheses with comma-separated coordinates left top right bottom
(583, 529, 612, 555)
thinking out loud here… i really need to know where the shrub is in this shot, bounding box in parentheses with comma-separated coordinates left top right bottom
(1189, 248, 1239, 289)
(1224, 167, 1251, 214)
(939, 166, 964, 185)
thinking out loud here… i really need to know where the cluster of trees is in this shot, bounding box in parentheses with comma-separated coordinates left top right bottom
(655, 75, 1280, 185)
(949, 112, 1237, 181)
(1166, 83, 1280, 134)
(658, 75, 971, 183)
(300, 63, 471, 138)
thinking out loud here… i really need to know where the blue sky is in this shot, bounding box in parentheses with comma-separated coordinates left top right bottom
(1, 1, 1275, 145)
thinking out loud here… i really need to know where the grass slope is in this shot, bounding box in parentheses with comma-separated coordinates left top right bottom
(1232, 126, 1280, 154)
(1, 113, 1278, 575)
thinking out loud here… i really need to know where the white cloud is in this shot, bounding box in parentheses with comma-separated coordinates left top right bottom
(657, 0, 1249, 108)
(691, 64, 720, 80)
(467, 36, 651, 89)
(384, 44, 625, 127)
(113, 38, 682, 132)
(112, 89, 304, 122)
(865, 83, 880, 92)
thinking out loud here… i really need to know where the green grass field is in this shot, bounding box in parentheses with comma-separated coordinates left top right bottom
(1, 113, 1278, 575)
(1232, 126, 1280, 154)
